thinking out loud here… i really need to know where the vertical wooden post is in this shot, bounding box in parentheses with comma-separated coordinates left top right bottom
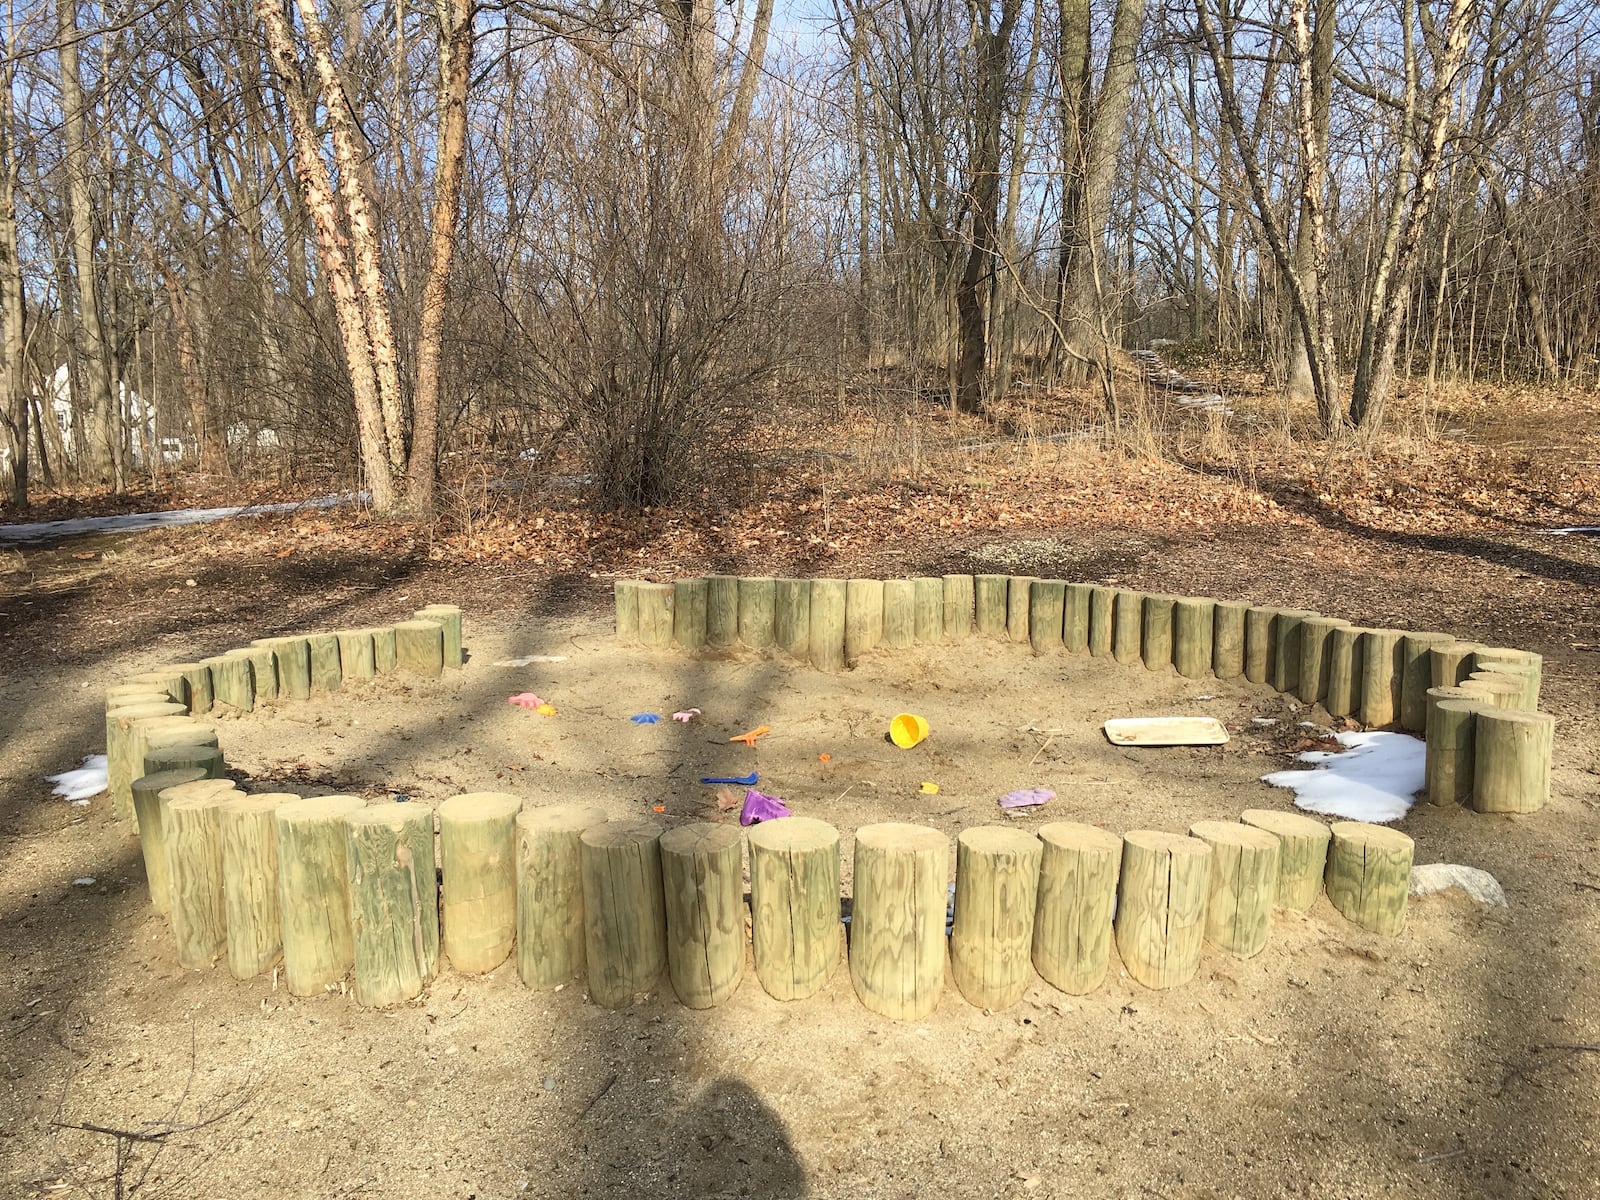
(136, 719, 219, 794)
(368, 627, 397, 674)
(1028, 580, 1065, 655)
(131, 767, 210, 913)
(1008, 576, 1038, 643)
(1141, 594, 1177, 672)
(107, 685, 171, 710)
(973, 574, 1009, 637)
(1238, 809, 1330, 911)
(705, 575, 740, 647)
(808, 579, 847, 673)
(1325, 822, 1412, 936)
(1359, 629, 1406, 728)
(165, 787, 230, 970)
(345, 802, 440, 1006)
(1173, 596, 1216, 679)
(306, 632, 343, 692)
(415, 604, 463, 668)
(1472, 709, 1555, 813)
(1296, 616, 1350, 703)
(942, 575, 974, 642)
(1212, 600, 1247, 679)
(1324, 626, 1366, 718)
(125, 669, 188, 707)
(203, 654, 255, 711)
(1188, 821, 1279, 958)
(580, 821, 667, 1008)
(393, 620, 445, 677)
(276, 795, 366, 995)
(613, 579, 640, 642)
(141, 746, 222, 798)
(1473, 663, 1539, 710)
(1426, 695, 1483, 806)
(844, 578, 885, 661)
(1087, 585, 1115, 657)
(1032, 822, 1122, 995)
(1429, 641, 1480, 689)
(775, 579, 811, 659)
(1063, 583, 1092, 653)
(517, 804, 610, 989)
(1112, 589, 1144, 665)
(636, 582, 676, 648)
(173, 663, 215, 715)
(1114, 831, 1211, 990)
(220, 794, 291, 979)
(738, 577, 777, 649)
(747, 817, 841, 1001)
(882, 579, 916, 648)
(253, 635, 312, 700)
(912, 577, 943, 643)
(673, 577, 708, 650)
(660, 823, 746, 1009)
(1399, 632, 1453, 731)
(949, 827, 1042, 1011)
(1243, 607, 1275, 685)
(439, 792, 521, 974)
(849, 822, 950, 1020)
(1270, 609, 1317, 694)
(107, 701, 187, 820)
(335, 629, 377, 681)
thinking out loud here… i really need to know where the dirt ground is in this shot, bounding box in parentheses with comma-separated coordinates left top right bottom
(3, 495, 1600, 1197)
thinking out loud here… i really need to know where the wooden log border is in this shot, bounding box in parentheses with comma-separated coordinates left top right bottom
(83, 588, 1556, 1017)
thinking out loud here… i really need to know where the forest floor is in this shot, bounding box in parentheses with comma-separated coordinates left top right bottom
(2, 375, 1599, 1199)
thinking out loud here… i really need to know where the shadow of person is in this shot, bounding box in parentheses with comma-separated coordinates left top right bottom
(575, 1074, 807, 1199)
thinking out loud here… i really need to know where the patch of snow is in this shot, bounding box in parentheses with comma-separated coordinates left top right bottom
(1541, 526, 1600, 536)
(73, 877, 96, 886)
(46, 754, 107, 803)
(0, 492, 366, 544)
(1410, 863, 1507, 906)
(1261, 731, 1425, 824)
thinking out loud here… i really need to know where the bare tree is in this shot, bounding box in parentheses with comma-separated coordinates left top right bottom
(0, 7, 26, 508)
(56, 0, 119, 485)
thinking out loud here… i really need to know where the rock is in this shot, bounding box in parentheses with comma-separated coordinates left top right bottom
(1409, 863, 1507, 907)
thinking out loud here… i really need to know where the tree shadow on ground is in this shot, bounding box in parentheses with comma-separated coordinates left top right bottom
(1176, 455, 1600, 589)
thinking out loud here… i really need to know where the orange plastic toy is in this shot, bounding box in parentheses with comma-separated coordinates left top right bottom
(729, 725, 772, 747)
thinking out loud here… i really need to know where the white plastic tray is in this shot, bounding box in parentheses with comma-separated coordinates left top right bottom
(1103, 717, 1230, 746)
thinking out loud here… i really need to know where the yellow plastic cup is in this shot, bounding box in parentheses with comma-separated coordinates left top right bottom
(889, 713, 930, 749)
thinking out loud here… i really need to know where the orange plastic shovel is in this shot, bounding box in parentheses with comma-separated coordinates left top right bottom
(729, 725, 772, 747)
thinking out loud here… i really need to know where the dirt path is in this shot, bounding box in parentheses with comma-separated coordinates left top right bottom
(2, 517, 1598, 1199)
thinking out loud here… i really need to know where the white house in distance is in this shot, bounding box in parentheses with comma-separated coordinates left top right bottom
(45, 364, 171, 464)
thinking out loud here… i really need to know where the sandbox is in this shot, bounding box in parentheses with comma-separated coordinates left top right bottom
(100, 575, 1555, 1018)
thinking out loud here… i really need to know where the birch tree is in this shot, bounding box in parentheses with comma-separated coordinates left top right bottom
(256, 0, 474, 514)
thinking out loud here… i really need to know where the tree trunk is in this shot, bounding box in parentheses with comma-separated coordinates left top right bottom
(953, 0, 1021, 416)
(57, 0, 118, 486)
(292, 0, 408, 476)
(1283, 0, 1339, 430)
(1350, 0, 1477, 431)
(256, 0, 396, 510)
(1196, 0, 1334, 424)
(1059, 0, 1146, 379)
(405, 0, 474, 517)
(158, 262, 231, 475)
(0, 48, 24, 510)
